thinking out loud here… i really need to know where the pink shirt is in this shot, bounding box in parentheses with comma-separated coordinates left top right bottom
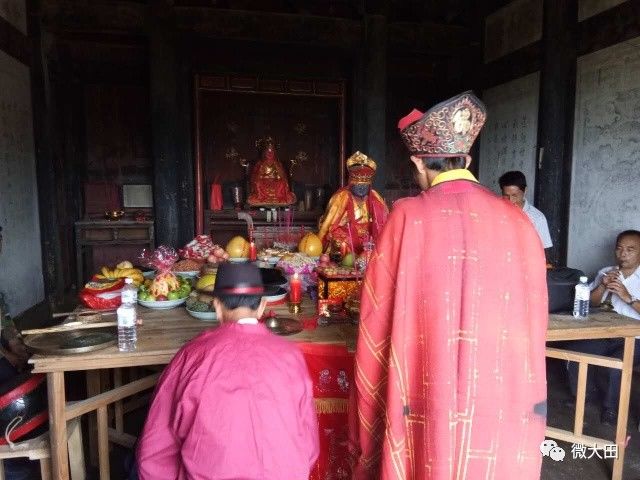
(138, 322, 319, 479)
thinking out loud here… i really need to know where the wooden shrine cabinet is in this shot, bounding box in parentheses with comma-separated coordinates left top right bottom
(75, 220, 154, 285)
(205, 210, 319, 250)
(193, 74, 346, 235)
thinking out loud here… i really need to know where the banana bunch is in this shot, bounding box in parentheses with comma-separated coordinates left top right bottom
(96, 261, 144, 286)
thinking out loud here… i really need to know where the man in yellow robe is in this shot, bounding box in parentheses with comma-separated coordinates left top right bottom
(318, 152, 388, 255)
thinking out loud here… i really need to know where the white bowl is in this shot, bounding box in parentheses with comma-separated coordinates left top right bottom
(138, 297, 187, 310)
(263, 287, 287, 304)
(228, 257, 249, 263)
(174, 270, 200, 279)
(186, 308, 218, 322)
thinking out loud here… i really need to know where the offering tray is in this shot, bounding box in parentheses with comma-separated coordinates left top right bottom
(24, 329, 117, 355)
(264, 317, 303, 336)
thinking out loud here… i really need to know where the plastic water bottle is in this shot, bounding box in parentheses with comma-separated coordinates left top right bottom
(573, 276, 590, 319)
(117, 278, 137, 351)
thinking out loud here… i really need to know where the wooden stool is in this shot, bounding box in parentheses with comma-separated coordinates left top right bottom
(0, 417, 85, 480)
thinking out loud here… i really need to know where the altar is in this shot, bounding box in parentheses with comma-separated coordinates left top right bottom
(193, 73, 347, 237)
(29, 298, 357, 480)
(204, 209, 318, 249)
(29, 308, 640, 480)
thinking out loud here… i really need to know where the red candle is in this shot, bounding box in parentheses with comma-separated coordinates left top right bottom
(289, 273, 302, 303)
(249, 241, 257, 262)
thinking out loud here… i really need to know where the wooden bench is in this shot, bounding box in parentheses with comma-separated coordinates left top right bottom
(0, 416, 85, 480)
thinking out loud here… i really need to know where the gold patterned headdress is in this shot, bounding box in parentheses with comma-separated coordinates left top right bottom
(346, 152, 376, 184)
(397, 91, 487, 157)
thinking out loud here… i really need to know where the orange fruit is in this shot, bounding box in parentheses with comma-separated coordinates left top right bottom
(298, 233, 323, 257)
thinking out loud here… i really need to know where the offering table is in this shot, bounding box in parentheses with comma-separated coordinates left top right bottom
(29, 298, 356, 480)
(29, 308, 639, 480)
(546, 310, 640, 480)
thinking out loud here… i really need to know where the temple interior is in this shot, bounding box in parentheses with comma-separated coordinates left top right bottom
(1, 1, 640, 479)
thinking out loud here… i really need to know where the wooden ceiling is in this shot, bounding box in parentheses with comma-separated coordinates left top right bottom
(170, 0, 474, 24)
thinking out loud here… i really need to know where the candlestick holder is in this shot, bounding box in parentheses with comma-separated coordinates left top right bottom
(288, 301, 301, 315)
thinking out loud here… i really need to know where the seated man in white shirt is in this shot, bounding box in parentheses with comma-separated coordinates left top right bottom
(565, 230, 640, 425)
(499, 171, 553, 250)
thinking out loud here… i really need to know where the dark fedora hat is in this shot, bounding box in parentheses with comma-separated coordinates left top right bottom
(212, 263, 265, 296)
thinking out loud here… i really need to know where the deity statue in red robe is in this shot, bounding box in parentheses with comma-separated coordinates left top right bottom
(247, 137, 296, 207)
(318, 152, 388, 255)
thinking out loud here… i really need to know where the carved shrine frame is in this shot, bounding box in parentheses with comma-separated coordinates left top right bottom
(193, 73, 347, 234)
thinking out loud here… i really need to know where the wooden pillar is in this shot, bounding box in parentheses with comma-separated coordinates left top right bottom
(149, 3, 194, 247)
(350, 46, 367, 169)
(175, 33, 195, 245)
(28, 7, 64, 306)
(363, 14, 388, 193)
(535, 0, 578, 266)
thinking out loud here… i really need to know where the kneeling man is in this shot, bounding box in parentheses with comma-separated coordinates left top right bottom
(138, 263, 319, 479)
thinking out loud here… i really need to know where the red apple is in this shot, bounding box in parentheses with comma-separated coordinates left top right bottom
(319, 254, 330, 266)
(156, 295, 168, 301)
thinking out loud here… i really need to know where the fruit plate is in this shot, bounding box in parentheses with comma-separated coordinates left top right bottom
(186, 308, 218, 322)
(258, 256, 280, 266)
(228, 257, 249, 263)
(175, 271, 199, 279)
(138, 298, 187, 310)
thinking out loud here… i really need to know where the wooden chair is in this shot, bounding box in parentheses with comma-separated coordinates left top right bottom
(0, 417, 85, 480)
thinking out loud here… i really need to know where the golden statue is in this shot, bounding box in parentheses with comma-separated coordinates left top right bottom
(247, 137, 296, 207)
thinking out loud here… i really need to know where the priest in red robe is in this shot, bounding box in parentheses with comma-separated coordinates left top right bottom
(137, 263, 319, 479)
(350, 92, 548, 479)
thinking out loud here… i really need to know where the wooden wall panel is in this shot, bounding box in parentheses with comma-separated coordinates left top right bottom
(198, 90, 340, 208)
(84, 84, 152, 189)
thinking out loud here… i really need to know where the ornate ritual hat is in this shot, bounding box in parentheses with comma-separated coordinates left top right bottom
(397, 91, 487, 158)
(346, 151, 376, 184)
(212, 263, 265, 296)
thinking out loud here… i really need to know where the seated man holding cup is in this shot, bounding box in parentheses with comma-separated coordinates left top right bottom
(565, 230, 640, 425)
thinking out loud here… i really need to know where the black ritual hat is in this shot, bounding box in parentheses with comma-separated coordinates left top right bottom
(212, 263, 265, 296)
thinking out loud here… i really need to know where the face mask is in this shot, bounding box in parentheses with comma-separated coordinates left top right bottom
(350, 184, 370, 198)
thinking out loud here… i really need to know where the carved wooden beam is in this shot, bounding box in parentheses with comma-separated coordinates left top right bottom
(480, 41, 541, 89)
(174, 6, 361, 48)
(37, 1, 472, 55)
(0, 15, 30, 65)
(388, 21, 470, 55)
(578, 0, 640, 56)
(38, 0, 146, 34)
